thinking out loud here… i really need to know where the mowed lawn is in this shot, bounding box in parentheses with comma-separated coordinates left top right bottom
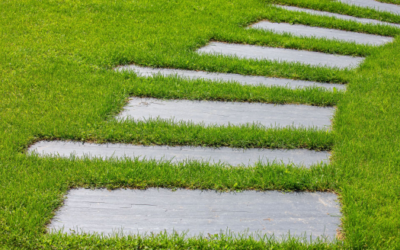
(1, 0, 400, 248)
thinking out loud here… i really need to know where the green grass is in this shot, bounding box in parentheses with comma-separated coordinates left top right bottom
(25, 155, 337, 191)
(118, 73, 345, 106)
(43, 121, 334, 150)
(39, 231, 343, 249)
(1, 0, 400, 248)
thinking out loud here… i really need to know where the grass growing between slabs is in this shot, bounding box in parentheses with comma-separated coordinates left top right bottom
(1, 0, 400, 248)
(42, 121, 334, 150)
(117, 74, 344, 106)
(20, 156, 338, 191)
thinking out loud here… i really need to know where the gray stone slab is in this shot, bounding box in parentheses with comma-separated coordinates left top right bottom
(117, 97, 334, 129)
(276, 5, 400, 28)
(28, 141, 330, 167)
(250, 21, 393, 45)
(197, 42, 364, 69)
(115, 65, 346, 90)
(48, 188, 341, 240)
(338, 0, 400, 14)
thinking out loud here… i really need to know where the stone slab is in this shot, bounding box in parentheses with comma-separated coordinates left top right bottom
(197, 42, 364, 69)
(28, 141, 330, 167)
(250, 21, 393, 45)
(48, 188, 341, 240)
(338, 0, 400, 14)
(115, 65, 345, 90)
(276, 5, 400, 28)
(117, 97, 334, 129)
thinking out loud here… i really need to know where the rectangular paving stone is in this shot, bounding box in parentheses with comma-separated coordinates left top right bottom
(276, 5, 400, 28)
(48, 188, 341, 241)
(28, 141, 330, 167)
(338, 0, 400, 14)
(197, 42, 364, 69)
(117, 97, 334, 129)
(115, 65, 345, 90)
(250, 21, 393, 45)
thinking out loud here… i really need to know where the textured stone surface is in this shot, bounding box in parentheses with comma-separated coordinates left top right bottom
(338, 0, 400, 14)
(250, 21, 393, 45)
(48, 188, 341, 240)
(28, 141, 330, 167)
(197, 42, 364, 69)
(276, 5, 400, 28)
(115, 65, 345, 90)
(117, 97, 334, 129)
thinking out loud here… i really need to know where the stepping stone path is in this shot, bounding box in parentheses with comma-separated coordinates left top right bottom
(31, 1, 400, 241)
(118, 97, 334, 128)
(250, 21, 393, 45)
(49, 189, 341, 240)
(338, 0, 400, 14)
(276, 5, 400, 28)
(116, 65, 345, 90)
(197, 42, 364, 69)
(29, 141, 330, 167)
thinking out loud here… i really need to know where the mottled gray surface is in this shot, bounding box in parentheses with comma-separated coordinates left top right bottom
(338, 0, 400, 14)
(197, 42, 364, 69)
(28, 141, 330, 167)
(276, 5, 400, 28)
(117, 97, 334, 129)
(250, 21, 393, 45)
(48, 188, 341, 240)
(115, 65, 345, 90)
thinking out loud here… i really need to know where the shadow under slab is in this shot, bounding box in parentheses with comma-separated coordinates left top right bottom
(197, 42, 364, 69)
(48, 188, 341, 241)
(28, 141, 330, 168)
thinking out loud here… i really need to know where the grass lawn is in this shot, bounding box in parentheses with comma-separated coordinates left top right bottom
(1, 0, 400, 248)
